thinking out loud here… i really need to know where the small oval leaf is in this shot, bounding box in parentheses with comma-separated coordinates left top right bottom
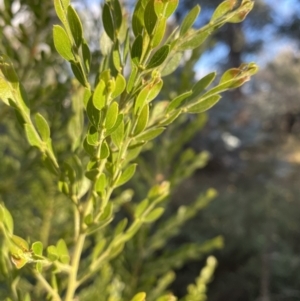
(167, 91, 192, 113)
(180, 5, 201, 36)
(111, 73, 126, 98)
(105, 102, 119, 130)
(116, 164, 137, 187)
(67, 5, 83, 47)
(144, 207, 164, 223)
(35, 113, 50, 142)
(53, 25, 74, 61)
(135, 127, 165, 142)
(93, 80, 106, 110)
(186, 94, 221, 114)
(103, 3, 115, 41)
(147, 45, 170, 69)
(134, 104, 149, 136)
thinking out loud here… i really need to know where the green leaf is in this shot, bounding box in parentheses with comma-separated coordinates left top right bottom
(131, 35, 143, 65)
(99, 202, 113, 221)
(54, 0, 68, 26)
(99, 140, 110, 159)
(61, 0, 70, 9)
(32, 241, 43, 256)
(134, 79, 163, 114)
(116, 164, 137, 187)
(95, 173, 107, 194)
(112, 41, 122, 71)
(56, 239, 70, 264)
(211, 0, 237, 22)
(83, 138, 96, 157)
(87, 98, 101, 128)
(35, 113, 50, 142)
(93, 80, 106, 110)
(71, 63, 86, 86)
(0, 204, 13, 234)
(127, 64, 138, 93)
(0, 77, 14, 106)
(151, 16, 167, 47)
(111, 118, 124, 149)
(106, 113, 124, 136)
(191, 72, 216, 98)
(202, 63, 258, 98)
(186, 94, 221, 114)
(87, 126, 99, 146)
(130, 292, 146, 301)
(228, 0, 254, 23)
(132, 0, 147, 36)
(180, 5, 201, 36)
(146, 45, 170, 69)
(134, 104, 149, 136)
(161, 52, 183, 76)
(135, 199, 149, 218)
(105, 101, 119, 130)
(167, 91, 192, 113)
(24, 293, 31, 301)
(25, 124, 42, 148)
(159, 110, 181, 126)
(36, 262, 43, 273)
(123, 29, 130, 62)
(144, 0, 157, 35)
(112, 0, 123, 30)
(100, 31, 113, 56)
(53, 25, 74, 61)
(47, 245, 58, 262)
(67, 5, 83, 47)
(178, 30, 210, 51)
(114, 218, 128, 236)
(162, 0, 179, 18)
(103, 3, 115, 41)
(111, 73, 126, 98)
(85, 169, 99, 181)
(144, 207, 164, 223)
(135, 127, 165, 142)
(82, 40, 91, 72)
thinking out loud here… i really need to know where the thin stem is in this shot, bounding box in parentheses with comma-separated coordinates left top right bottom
(64, 233, 86, 301)
(34, 271, 62, 301)
(71, 195, 80, 242)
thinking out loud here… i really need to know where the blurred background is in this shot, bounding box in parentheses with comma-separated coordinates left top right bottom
(1, 0, 300, 300)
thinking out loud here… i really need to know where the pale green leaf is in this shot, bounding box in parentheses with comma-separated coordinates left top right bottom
(144, 207, 164, 223)
(93, 80, 106, 110)
(135, 127, 165, 142)
(161, 52, 183, 76)
(130, 292, 146, 301)
(105, 101, 119, 130)
(56, 239, 70, 264)
(167, 91, 192, 113)
(134, 104, 149, 136)
(111, 118, 124, 148)
(95, 173, 107, 194)
(53, 25, 74, 61)
(24, 124, 42, 148)
(111, 73, 126, 98)
(186, 94, 221, 114)
(116, 164, 137, 187)
(35, 113, 50, 142)
(180, 5, 201, 36)
(32, 241, 43, 256)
